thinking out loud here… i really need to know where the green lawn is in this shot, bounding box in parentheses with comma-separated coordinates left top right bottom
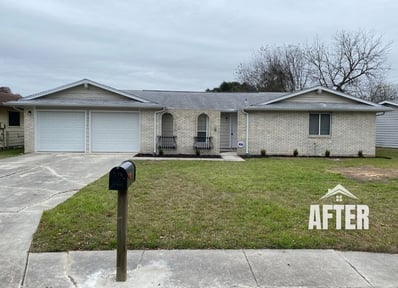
(0, 148, 24, 159)
(31, 148, 398, 253)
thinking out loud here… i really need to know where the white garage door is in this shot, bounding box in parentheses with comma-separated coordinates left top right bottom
(91, 112, 140, 152)
(37, 111, 86, 152)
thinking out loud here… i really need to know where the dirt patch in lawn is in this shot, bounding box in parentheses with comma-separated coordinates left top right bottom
(332, 166, 398, 181)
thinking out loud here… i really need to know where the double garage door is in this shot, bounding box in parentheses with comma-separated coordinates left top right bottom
(36, 111, 140, 152)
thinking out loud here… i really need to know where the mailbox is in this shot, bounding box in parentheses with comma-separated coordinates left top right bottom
(109, 160, 136, 191)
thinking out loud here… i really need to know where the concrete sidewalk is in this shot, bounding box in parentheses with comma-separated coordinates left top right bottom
(23, 249, 398, 288)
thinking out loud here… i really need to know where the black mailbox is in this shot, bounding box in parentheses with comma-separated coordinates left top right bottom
(109, 160, 136, 191)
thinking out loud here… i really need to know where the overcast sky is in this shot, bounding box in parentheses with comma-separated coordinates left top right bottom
(1, 0, 398, 96)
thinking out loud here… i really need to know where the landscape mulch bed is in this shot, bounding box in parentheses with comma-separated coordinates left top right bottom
(135, 153, 222, 159)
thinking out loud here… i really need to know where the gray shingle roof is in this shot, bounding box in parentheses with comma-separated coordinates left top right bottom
(123, 90, 286, 110)
(3, 78, 391, 112)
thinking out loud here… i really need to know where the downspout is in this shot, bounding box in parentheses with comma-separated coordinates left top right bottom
(153, 108, 166, 155)
(241, 109, 250, 156)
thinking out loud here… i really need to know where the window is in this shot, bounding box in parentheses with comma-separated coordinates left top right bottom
(8, 111, 20, 126)
(194, 113, 212, 150)
(161, 113, 174, 137)
(197, 114, 209, 142)
(158, 113, 176, 149)
(309, 113, 331, 136)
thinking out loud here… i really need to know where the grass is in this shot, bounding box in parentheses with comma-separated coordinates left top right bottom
(0, 148, 24, 159)
(31, 148, 398, 253)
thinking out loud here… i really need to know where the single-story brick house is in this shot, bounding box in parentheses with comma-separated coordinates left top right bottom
(376, 101, 398, 148)
(6, 79, 390, 156)
(0, 87, 24, 149)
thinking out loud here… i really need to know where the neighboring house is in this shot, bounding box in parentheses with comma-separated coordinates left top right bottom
(376, 101, 398, 148)
(5, 79, 390, 156)
(0, 87, 24, 149)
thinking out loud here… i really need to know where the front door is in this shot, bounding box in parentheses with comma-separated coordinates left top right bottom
(220, 112, 238, 150)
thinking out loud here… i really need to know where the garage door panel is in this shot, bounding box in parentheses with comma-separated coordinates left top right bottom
(91, 112, 139, 152)
(37, 111, 85, 152)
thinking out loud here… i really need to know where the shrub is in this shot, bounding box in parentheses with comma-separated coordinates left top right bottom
(293, 149, 298, 157)
(260, 149, 266, 157)
(196, 149, 200, 157)
(358, 150, 363, 158)
(158, 149, 164, 157)
(325, 150, 330, 157)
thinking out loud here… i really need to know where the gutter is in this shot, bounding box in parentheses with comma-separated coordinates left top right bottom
(153, 107, 166, 155)
(10, 106, 24, 112)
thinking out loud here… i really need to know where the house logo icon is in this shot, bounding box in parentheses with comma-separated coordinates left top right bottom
(319, 184, 359, 202)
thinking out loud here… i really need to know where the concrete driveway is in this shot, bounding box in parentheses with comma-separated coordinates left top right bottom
(0, 153, 133, 288)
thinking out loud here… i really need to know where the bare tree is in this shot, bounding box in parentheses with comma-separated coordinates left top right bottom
(362, 80, 398, 103)
(236, 46, 286, 92)
(236, 45, 309, 92)
(283, 45, 310, 90)
(236, 30, 392, 99)
(307, 30, 391, 93)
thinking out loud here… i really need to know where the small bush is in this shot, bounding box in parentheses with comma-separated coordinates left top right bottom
(260, 149, 266, 157)
(358, 150, 363, 158)
(196, 149, 200, 157)
(158, 149, 164, 157)
(325, 150, 330, 157)
(293, 149, 298, 157)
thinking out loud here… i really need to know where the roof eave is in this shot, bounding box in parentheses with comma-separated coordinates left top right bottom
(379, 101, 398, 107)
(244, 107, 392, 112)
(4, 101, 163, 109)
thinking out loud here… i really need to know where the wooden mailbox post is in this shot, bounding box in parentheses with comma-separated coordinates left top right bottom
(109, 160, 136, 282)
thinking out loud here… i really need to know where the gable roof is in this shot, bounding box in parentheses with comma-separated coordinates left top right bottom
(24, 78, 151, 103)
(5, 79, 162, 109)
(245, 86, 391, 112)
(258, 86, 378, 106)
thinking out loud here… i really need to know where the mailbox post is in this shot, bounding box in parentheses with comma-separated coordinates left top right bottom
(109, 160, 136, 282)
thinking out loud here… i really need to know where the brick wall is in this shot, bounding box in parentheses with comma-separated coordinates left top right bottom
(156, 109, 220, 155)
(23, 107, 375, 157)
(24, 108, 35, 153)
(140, 110, 156, 154)
(245, 111, 375, 157)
